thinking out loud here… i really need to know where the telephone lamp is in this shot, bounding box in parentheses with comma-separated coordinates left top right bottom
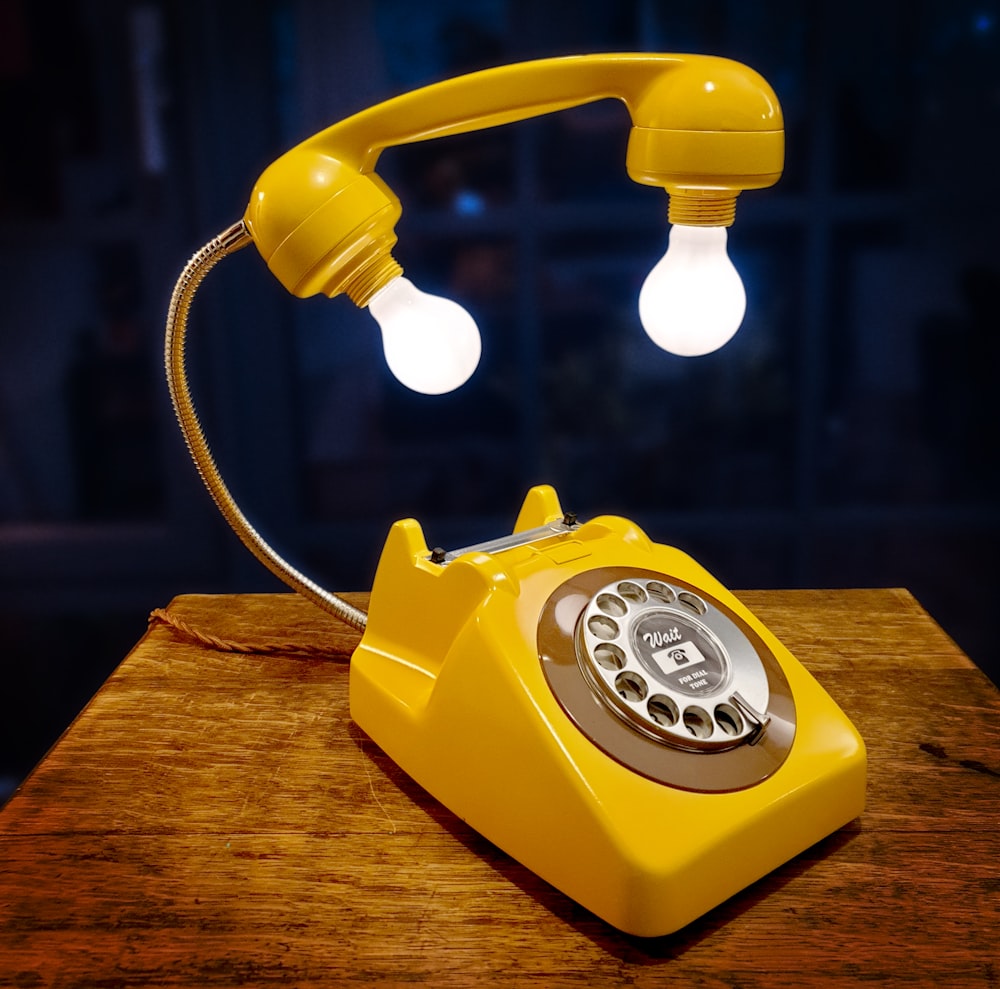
(162, 55, 867, 939)
(166, 52, 783, 628)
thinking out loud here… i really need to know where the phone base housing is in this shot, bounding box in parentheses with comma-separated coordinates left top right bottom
(349, 485, 866, 937)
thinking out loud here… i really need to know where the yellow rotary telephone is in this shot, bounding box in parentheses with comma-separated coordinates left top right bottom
(165, 53, 865, 937)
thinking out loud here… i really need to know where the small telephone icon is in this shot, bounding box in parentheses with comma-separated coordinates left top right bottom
(350, 485, 866, 936)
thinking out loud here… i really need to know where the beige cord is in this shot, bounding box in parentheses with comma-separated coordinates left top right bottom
(148, 607, 350, 658)
(164, 220, 369, 632)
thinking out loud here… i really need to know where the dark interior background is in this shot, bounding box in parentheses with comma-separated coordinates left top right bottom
(2, 0, 998, 802)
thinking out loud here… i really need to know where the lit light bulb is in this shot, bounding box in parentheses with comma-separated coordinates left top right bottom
(638, 224, 747, 357)
(367, 275, 482, 394)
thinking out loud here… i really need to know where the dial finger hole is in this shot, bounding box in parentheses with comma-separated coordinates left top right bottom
(596, 593, 627, 618)
(646, 581, 676, 604)
(678, 591, 707, 615)
(617, 581, 647, 604)
(588, 615, 620, 640)
(683, 706, 713, 739)
(615, 671, 648, 703)
(594, 643, 626, 671)
(647, 694, 679, 727)
(714, 703, 744, 737)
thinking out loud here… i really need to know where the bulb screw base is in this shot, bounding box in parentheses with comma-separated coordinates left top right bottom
(667, 191, 738, 226)
(343, 252, 404, 307)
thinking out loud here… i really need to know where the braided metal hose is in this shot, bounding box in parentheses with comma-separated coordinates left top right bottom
(164, 220, 369, 632)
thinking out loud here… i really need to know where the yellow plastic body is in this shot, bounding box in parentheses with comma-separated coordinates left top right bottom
(350, 486, 865, 937)
(243, 54, 783, 302)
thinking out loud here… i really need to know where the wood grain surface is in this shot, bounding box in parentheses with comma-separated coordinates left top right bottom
(1, 589, 998, 987)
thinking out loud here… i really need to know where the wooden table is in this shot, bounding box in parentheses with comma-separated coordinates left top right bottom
(1, 589, 997, 987)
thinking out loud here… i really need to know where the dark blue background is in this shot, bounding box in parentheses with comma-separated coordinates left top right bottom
(1, 0, 997, 800)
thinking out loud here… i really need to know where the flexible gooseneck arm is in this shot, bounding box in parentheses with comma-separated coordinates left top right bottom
(243, 53, 783, 303)
(165, 221, 371, 630)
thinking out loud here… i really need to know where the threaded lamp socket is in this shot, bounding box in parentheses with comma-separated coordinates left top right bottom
(667, 191, 739, 227)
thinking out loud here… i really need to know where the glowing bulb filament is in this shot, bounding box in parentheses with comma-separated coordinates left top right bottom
(638, 225, 747, 357)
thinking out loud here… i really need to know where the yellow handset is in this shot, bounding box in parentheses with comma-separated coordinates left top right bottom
(243, 53, 783, 303)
